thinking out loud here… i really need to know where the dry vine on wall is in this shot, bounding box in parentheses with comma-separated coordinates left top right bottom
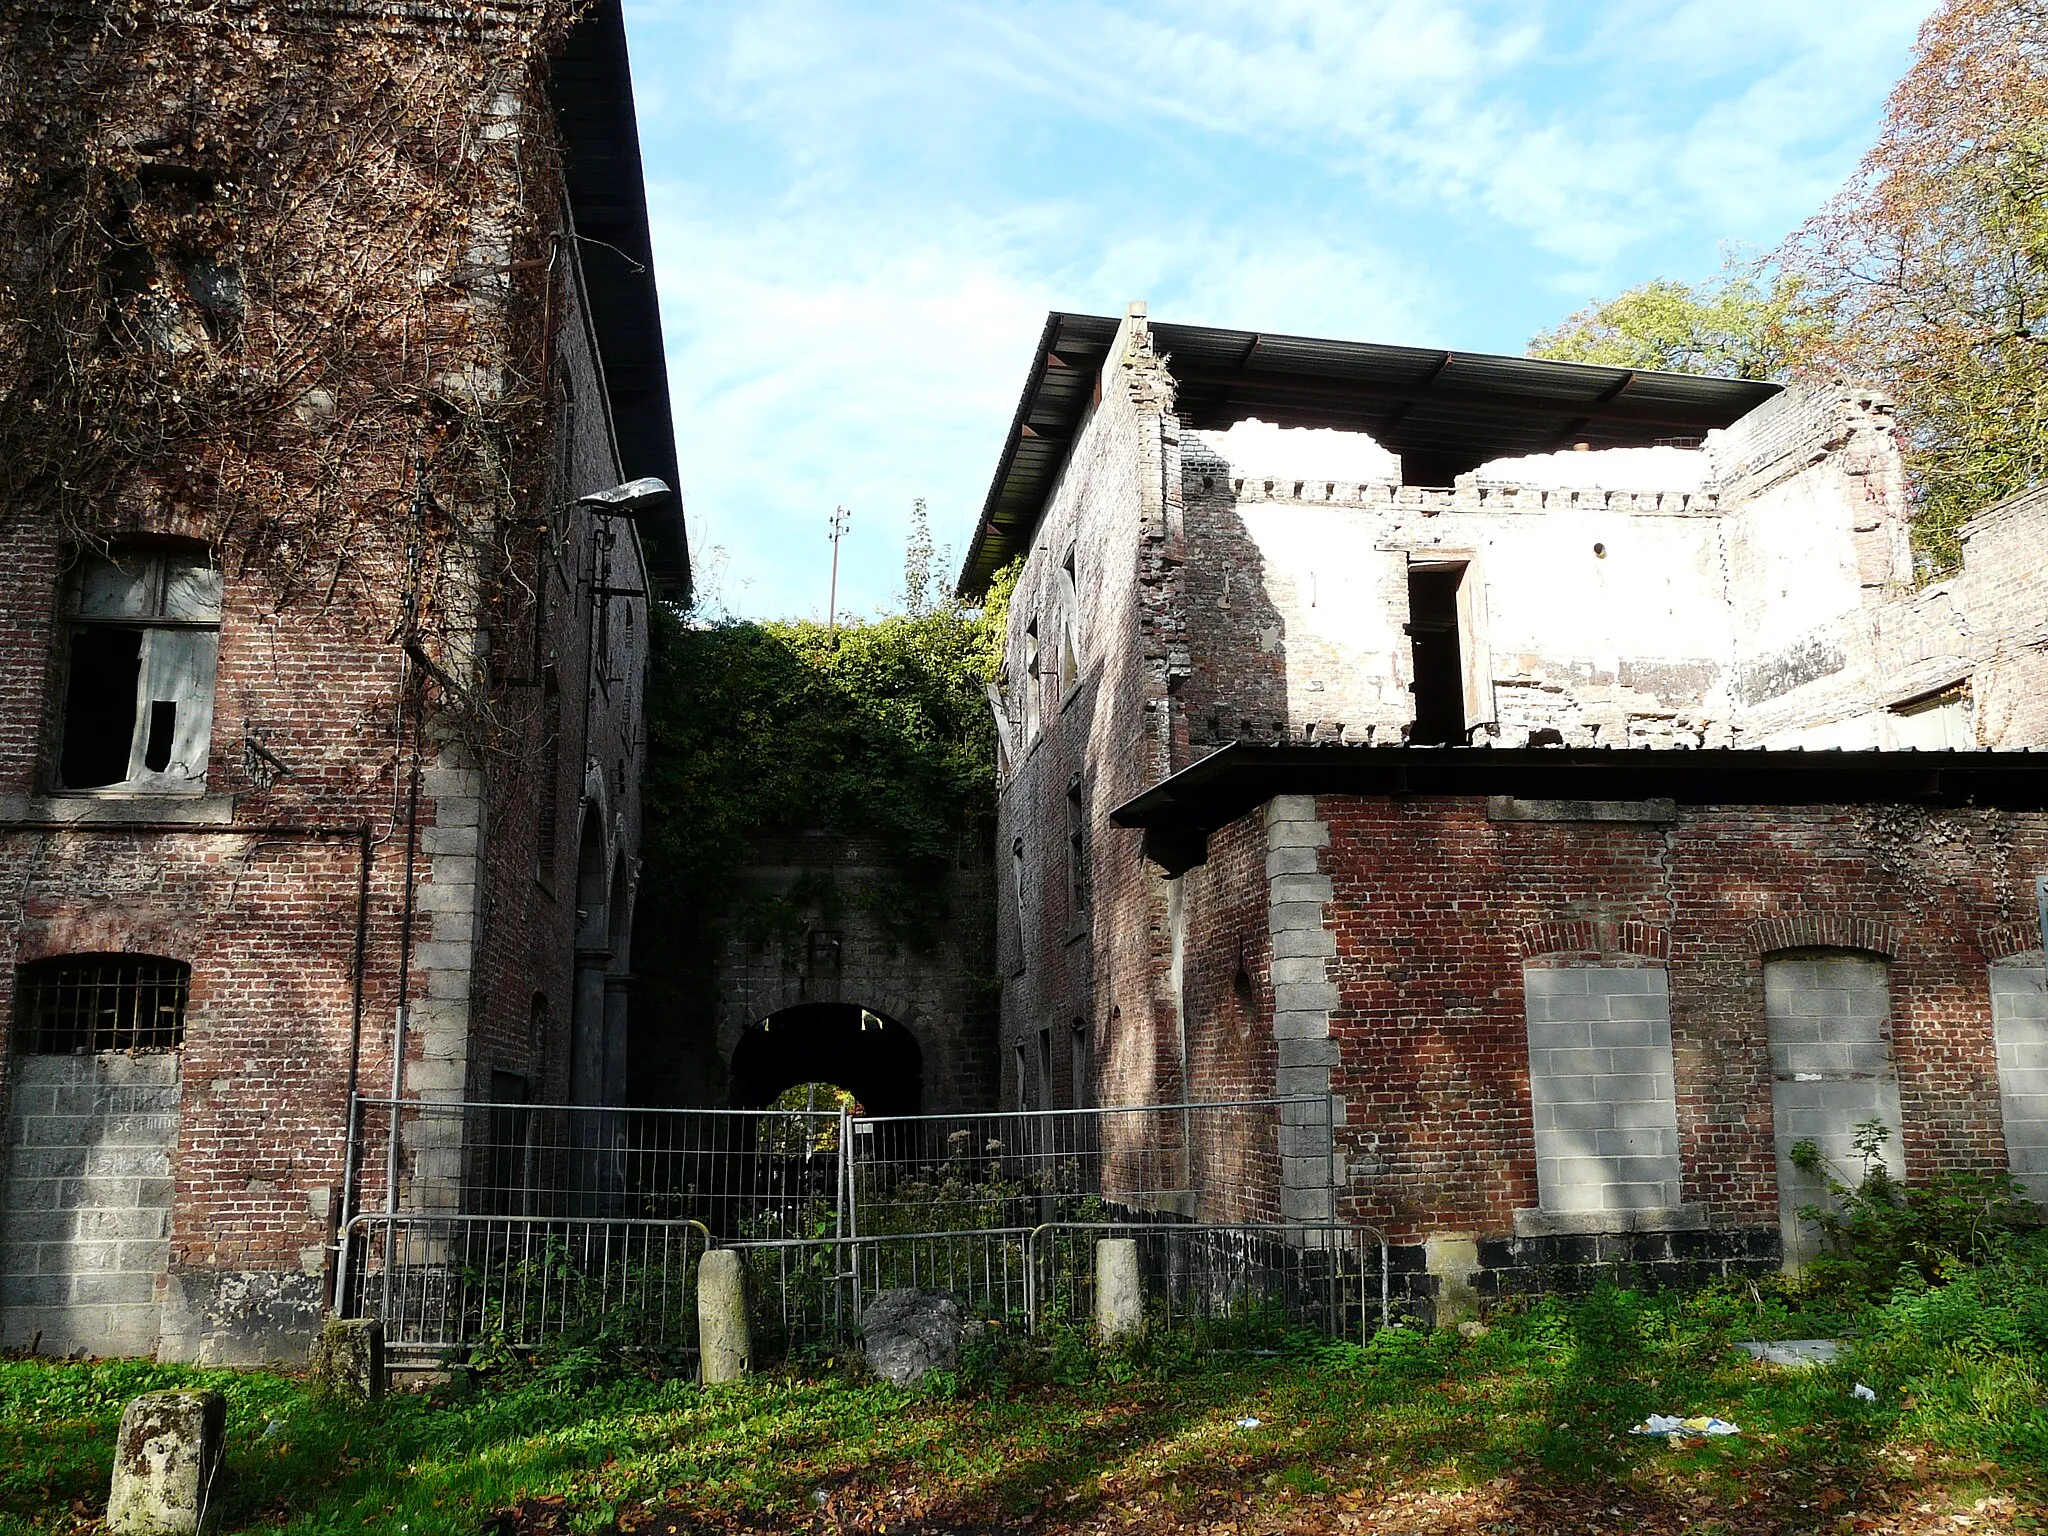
(0, 0, 593, 764)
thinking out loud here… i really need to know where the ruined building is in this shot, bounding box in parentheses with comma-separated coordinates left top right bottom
(965, 304, 2048, 1301)
(0, 2, 683, 1359)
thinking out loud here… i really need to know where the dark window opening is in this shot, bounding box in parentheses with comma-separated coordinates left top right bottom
(62, 627, 144, 788)
(1406, 565, 1467, 745)
(1014, 1042, 1031, 1110)
(1038, 1026, 1054, 1108)
(143, 701, 178, 772)
(1071, 1020, 1092, 1110)
(1065, 776, 1090, 927)
(15, 955, 190, 1054)
(483, 1070, 533, 1216)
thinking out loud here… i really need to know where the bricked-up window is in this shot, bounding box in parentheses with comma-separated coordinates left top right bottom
(1056, 549, 1079, 695)
(1405, 564, 1466, 745)
(1023, 623, 1042, 744)
(1065, 775, 1090, 932)
(14, 956, 190, 1054)
(1523, 962, 1684, 1219)
(59, 547, 221, 791)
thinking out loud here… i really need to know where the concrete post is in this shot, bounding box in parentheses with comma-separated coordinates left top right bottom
(698, 1248, 750, 1383)
(108, 1390, 224, 1534)
(1095, 1238, 1142, 1343)
(308, 1317, 384, 1404)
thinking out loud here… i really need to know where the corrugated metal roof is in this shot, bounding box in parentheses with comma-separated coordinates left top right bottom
(956, 313, 1780, 598)
(552, 0, 689, 599)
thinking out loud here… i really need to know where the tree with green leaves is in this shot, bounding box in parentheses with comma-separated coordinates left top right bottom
(1531, 0, 2048, 572)
(1528, 261, 1823, 382)
(1783, 0, 2048, 570)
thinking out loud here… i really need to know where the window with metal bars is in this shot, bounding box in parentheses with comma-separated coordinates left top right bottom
(13, 956, 189, 1054)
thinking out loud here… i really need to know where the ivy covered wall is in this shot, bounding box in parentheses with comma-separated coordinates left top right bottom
(630, 568, 1013, 1106)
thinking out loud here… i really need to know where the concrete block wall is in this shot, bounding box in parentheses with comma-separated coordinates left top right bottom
(1763, 952, 1905, 1267)
(1, 1054, 178, 1357)
(1990, 962, 2048, 1202)
(1523, 964, 1684, 1218)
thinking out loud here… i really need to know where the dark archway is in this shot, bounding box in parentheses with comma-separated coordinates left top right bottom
(729, 1003, 923, 1116)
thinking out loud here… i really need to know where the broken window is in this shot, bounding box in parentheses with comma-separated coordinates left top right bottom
(1405, 564, 1467, 745)
(1023, 622, 1042, 744)
(58, 547, 221, 792)
(15, 955, 190, 1054)
(1056, 549, 1080, 695)
(1066, 775, 1090, 931)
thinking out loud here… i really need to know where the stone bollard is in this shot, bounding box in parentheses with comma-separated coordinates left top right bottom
(108, 1390, 224, 1535)
(1095, 1237, 1142, 1344)
(308, 1316, 384, 1405)
(697, 1248, 750, 1383)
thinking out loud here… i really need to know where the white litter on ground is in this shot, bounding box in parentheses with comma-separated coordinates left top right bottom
(1631, 1415, 1740, 1438)
(1736, 1339, 1844, 1368)
(1235, 1417, 1263, 1430)
(1853, 1383, 1879, 1402)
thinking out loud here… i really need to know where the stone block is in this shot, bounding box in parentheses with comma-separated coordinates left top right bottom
(1268, 956, 1328, 986)
(107, 1390, 224, 1534)
(1267, 901, 1328, 933)
(1271, 1010, 1329, 1041)
(1270, 927, 1337, 960)
(1269, 874, 1333, 904)
(309, 1317, 385, 1404)
(1264, 846, 1321, 877)
(1273, 982, 1340, 1012)
(1275, 1066, 1330, 1097)
(698, 1249, 749, 1383)
(1278, 1037, 1340, 1069)
(1095, 1238, 1142, 1343)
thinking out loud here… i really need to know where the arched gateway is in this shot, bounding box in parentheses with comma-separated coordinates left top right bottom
(729, 1002, 923, 1116)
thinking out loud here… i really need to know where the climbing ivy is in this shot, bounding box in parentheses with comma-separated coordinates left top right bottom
(633, 564, 1015, 1098)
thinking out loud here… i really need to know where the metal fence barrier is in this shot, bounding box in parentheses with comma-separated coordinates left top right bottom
(338, 1094, 1376, 1363)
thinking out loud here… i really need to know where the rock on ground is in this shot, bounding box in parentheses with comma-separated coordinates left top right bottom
(860, 1288, 965, 1386)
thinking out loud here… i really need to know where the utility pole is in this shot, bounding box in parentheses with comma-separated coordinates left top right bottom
(826, 504, 850, 641)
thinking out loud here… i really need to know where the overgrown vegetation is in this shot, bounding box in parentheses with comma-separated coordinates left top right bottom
(632, 528, 1015, 1097)
(1530, 0, 2048, 571)
(8, 1243, 2046, 1533)
(1790, 1119, 2042, 1301)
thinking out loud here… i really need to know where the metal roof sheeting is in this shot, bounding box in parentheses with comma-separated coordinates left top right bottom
(956, 312, 1780, 598)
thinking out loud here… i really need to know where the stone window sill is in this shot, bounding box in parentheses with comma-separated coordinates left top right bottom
(0, 793, 236, 826)
(1513, 1204, 1707, 1238)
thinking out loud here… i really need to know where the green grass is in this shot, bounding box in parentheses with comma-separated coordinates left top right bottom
(6, 1245, 2046, 1534)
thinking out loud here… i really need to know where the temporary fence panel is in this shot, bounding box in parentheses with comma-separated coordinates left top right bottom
(341, 1211, 710, 1360)
(845, 1097, 1333, 1233)
(339, 1093, 1358, 1361)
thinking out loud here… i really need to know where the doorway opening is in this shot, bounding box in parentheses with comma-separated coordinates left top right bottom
(1407, 564, 1467, 745)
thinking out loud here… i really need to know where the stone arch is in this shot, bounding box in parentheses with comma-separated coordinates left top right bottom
(1517, 919, 1669, 962)
(728, 1002, 924, 1116)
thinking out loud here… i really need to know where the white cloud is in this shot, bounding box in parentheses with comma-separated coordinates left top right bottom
(624, 0, 1938, 617)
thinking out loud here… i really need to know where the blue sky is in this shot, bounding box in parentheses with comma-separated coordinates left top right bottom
(620, 1, 1936, 621)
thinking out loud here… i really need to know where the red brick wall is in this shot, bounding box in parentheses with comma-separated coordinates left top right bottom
(1155, 795, 2045, 1246)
